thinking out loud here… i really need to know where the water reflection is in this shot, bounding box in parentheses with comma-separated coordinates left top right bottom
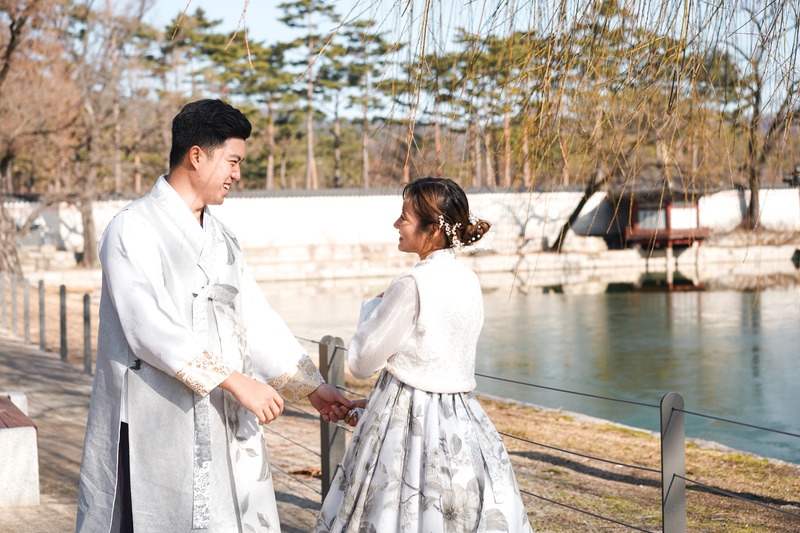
(476, 288, 800, 464)
(261, 277, 800, 464)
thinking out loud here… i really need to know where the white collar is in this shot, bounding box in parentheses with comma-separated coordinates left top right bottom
(152, 175, 209, 236)
(421, 248, 455, 263)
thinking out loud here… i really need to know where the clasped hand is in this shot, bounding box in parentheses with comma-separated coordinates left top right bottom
(221, 373, 357, 426)
(308, 383, 355, 423)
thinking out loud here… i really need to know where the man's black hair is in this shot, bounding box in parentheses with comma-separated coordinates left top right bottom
(169, 99, 252, 169)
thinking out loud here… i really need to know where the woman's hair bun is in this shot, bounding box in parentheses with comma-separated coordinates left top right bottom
(462, 219, 491, 246)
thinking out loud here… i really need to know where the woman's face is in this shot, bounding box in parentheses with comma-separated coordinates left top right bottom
(393, 199, 443, 260)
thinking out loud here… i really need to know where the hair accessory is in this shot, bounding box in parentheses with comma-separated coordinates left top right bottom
(464, 211, 494, 253)
(463, 228, 494, 253)
(438, 214, 463, 249)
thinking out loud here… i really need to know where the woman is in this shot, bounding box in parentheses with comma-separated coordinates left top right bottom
(313, 177, 533, 533)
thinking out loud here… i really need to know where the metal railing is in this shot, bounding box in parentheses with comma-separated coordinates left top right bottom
(308, 342, 800, 532)
(474, 372, 800, 532)
(272, 335, 800, 531)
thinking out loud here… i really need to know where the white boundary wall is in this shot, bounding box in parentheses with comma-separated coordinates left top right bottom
(5, 187, 799, 256)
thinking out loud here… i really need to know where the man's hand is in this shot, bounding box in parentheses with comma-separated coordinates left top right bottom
(219, 371, 284, 425)
(308, 383, 355, 423)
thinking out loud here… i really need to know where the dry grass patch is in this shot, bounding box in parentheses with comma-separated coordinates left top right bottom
(478, 395, 800, 532)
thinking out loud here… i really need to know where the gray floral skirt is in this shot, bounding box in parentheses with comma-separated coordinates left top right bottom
(313, 370, 533, 533)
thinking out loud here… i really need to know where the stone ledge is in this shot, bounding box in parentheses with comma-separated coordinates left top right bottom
(0, 394, 40, 507)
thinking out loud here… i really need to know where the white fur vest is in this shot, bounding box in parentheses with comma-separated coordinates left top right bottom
(386, 249, 483, 393)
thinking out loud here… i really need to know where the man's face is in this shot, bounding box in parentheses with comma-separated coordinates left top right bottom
(196, 138, 245, 206)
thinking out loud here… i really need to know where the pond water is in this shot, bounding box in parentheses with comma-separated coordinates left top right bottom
(261, 279, 800, 464)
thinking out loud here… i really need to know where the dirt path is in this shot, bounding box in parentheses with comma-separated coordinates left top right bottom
(0, 332, 324, 533)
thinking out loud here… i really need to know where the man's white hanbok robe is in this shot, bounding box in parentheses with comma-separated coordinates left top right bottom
(76, 176, 323, 532)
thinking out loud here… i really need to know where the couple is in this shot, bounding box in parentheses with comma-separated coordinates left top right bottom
(76, 99, 532, 532)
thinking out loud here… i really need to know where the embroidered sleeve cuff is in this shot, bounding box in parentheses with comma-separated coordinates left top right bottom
(268, 354, 325, 403)
(175, 350, 234, 396)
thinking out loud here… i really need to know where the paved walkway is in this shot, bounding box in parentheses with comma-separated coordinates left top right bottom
(0, 331, 324, 533)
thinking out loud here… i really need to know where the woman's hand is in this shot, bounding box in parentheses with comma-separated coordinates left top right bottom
(344, 398, 368, 426)
(308, 384, 355, 423)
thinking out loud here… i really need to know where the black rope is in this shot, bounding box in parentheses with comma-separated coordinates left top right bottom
(498, 431, 661, 474)
(475, 372, 660, 409)
(284, 403, 319, 419)
(520, 488, 655, 532)
(294, 335, 347, 352)
(294, 335, 322, 345)
(677, 474, 800, 518)
(263, 426, 321, 458)
(283, 403, 353, 433)
(301, 338, 797, 442)
(336, 384, 367, 398)
(269, 462, 322, 496)
(677, 409, 800, 439)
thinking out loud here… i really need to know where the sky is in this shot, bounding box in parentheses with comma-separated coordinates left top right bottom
(144, 0, 477, 53)
(146, 0, 292, 44)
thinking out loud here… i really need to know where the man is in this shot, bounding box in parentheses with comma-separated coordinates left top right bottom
(76, 99, 353, 532)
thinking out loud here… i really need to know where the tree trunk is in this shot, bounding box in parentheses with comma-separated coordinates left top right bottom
(1, 153, 12, 194)
(134, 151, 142, 194)
(132, 117, 142, 194)
(434, 109, 442, 177)
(162, 116, 171, 173)
(503, 111, 511, 187)
(470, 117, 480, 188)
(745, 79, 762, 230)
(0, 8, 29, 97)
(305, 104, 317, 189)
(280, 149, 288, 189)
(403, 125, 412, 184)
(522, 127, 531, 187)
(361, 98, 369, 189)
(333, 94, 342, 188)
(305, 15, 317, 190)
(558, 118, 570, 187)
(482, 102, 495, 187)
(484, 132, 495, 188)
(0, 202, 21, 274)
(550, 167, 608, 252)
(266, 101, 275, 189)
(78, 196, 97, 268)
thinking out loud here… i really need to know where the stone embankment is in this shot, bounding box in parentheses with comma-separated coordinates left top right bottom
(8, 187, 800, 289)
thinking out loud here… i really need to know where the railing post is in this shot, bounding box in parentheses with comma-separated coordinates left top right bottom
(38, 280, 46, 350)
(83, 294, 92, 374)
(59, 285, 67, 361)
(23, 279, 30, 343)
(11, 273, 18, 335)
(318, 335, 346, 500)
(661, 392, 686, 533)
(0, 271, 6, 329)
